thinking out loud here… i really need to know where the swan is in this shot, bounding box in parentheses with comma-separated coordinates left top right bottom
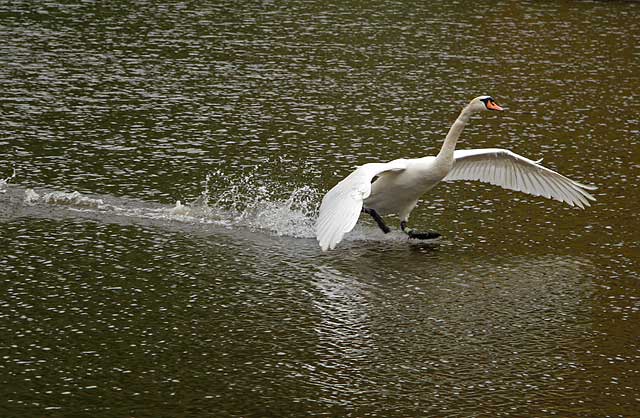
(315, 95, 596, 251)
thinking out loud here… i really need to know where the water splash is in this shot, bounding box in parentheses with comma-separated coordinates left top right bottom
(24, 188, 41, 204)
(177, 169, 321, 238)
(242, 185, 319, 238)
(0, 167, 16, 193)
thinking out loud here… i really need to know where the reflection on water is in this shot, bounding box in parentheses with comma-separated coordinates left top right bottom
(1, 0, 639, 416)
(310, 256, 595, 415)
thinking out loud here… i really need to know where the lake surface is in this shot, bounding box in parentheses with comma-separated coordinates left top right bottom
(1, 1, 639, 416)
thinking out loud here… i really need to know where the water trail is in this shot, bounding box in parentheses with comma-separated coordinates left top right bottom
(19, 168, 322, 239)
(24, 189, 104, 208)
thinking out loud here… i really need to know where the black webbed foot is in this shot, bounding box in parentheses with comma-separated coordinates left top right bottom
(400, 221, 441, 240)
(406, 230, 441, 240)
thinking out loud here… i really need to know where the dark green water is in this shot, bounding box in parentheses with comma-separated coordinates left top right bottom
(1, 1, 639, 416)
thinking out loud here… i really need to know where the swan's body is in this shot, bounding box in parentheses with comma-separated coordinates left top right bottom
(316, 96, 596, 251)
(363, 156, 443, 219)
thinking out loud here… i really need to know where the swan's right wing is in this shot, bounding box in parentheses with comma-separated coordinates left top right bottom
(316, 159, 409, 251)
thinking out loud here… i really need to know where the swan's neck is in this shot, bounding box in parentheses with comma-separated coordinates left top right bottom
(436, 106, 473, 163)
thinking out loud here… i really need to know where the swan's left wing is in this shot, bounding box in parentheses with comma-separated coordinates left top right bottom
(316, 159, 408, 251)
(445, 148, 597, 208)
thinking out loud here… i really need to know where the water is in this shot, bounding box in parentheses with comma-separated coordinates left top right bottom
(1, 0, 639, 416)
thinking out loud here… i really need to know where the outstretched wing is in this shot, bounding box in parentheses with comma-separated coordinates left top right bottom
(316, 159, 409, 251)
(445, 148, 597, 208)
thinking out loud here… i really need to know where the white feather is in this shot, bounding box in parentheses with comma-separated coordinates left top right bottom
(444, 149, 596, 206)
(315, 159, 409, 251)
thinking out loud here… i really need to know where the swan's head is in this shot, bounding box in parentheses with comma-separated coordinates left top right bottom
(469, 95, 504, 113)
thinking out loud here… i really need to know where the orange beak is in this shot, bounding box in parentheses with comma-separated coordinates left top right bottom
(487, 101, 504, 111)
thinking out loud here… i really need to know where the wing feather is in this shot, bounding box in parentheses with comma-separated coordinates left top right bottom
(445, 149, 596, 208)
(316, 159, 409, 251)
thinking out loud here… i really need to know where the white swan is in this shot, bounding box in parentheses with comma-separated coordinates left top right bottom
(316, 95, 596, 251)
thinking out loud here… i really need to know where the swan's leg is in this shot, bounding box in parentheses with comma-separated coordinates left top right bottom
(400, 220, 441, 240)
(362, 207, 391, 234)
